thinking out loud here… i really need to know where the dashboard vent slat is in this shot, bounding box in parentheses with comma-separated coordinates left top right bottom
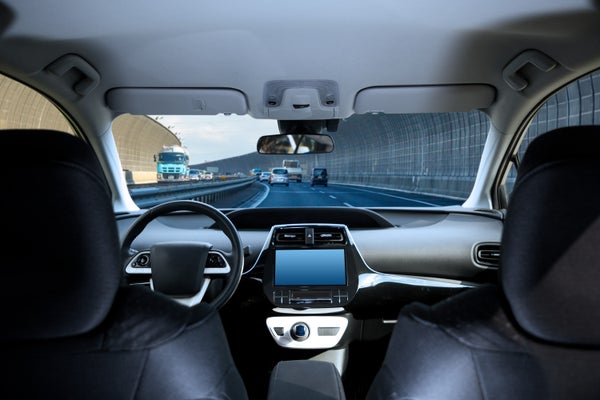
(314, 232, 344, 243)
(474, 243, 500, 269)
(275, 229, 305, 244)
(313, 227, 346, 244)
(274, 226, 347, 246)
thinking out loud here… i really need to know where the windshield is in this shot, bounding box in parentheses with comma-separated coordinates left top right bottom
(1, 68, 599, 212)
(158, 153, 187, 163)
(115, 111, 488, 209)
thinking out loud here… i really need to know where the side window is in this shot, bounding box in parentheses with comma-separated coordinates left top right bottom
(0, 73, 75, 132)
(502, 69, 600, 202)
(112, 114, 183, 186)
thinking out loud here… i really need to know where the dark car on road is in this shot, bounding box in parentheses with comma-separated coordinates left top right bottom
(311, 167, 328, 187)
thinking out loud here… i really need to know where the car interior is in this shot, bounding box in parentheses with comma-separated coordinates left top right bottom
(1, 1, 600, 399)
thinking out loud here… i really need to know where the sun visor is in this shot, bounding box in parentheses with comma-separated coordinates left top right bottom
(106, 88, 248, 115)
(354, 85, 496, 114)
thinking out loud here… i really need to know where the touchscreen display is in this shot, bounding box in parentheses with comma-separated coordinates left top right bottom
(274, 248, 346, 286)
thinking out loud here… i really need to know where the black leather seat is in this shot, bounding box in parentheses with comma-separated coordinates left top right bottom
(366, 126, 600, 400)
(0, 130, 248, 399)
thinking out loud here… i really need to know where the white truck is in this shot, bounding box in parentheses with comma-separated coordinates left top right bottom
(282, 159, 302, 182)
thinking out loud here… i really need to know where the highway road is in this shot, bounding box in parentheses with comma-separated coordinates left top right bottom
(131, 180, 463, 209)
(254, 182, 461, 208)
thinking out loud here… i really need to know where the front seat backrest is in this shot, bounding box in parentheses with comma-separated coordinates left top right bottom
(501, 126, 600, 345)
(366, 125, 600, 400)
(0, 129, 248, 399)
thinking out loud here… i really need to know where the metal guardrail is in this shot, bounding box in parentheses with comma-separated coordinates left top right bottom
(129, 177, 256, 208)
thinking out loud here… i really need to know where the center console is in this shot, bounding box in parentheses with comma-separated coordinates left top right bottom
(255, 224, 363, 350)
(261, 224, 359, 308)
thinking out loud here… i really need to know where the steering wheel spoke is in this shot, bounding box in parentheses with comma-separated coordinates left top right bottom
(121, 200, 244, 309)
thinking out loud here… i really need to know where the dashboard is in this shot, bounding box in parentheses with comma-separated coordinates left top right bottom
(116, 206, 503, 349)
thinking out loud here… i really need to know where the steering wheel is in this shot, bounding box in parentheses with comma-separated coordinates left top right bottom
(121, 200, 244, 310)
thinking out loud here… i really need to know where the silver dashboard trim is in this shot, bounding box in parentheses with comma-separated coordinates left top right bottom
(358, 272, 477, 289)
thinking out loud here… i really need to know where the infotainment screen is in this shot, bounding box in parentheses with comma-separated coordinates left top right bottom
(274, 248, 346, 286)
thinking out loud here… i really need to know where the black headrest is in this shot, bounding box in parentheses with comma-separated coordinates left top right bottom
(0, 130, 121, 341)
(501, 125, 600, 346)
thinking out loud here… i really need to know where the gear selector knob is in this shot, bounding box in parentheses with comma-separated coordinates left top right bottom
(291, 322, 310, 341)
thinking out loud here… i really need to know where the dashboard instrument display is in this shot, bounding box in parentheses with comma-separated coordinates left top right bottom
(260, 224, 360, 308)
(274, 248, 346, 286)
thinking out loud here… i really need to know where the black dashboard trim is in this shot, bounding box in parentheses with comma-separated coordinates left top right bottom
(222, 207, 396, 229)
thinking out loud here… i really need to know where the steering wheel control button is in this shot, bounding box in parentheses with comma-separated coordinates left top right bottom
(291, 322, 310, 341)
(273, 327, 284, 336)
(206, 253, 226, 268)
(135, 254, 150, 267)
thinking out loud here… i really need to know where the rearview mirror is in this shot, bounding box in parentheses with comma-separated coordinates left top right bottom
(257, 134, 334, 155)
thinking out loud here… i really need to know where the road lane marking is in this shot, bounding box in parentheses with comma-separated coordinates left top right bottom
(345, 186, 440, 206)
(343, 202, 353, 207)
(329, 195, 337, 199)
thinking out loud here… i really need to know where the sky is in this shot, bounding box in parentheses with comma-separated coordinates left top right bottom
(153, 114, 278, 164)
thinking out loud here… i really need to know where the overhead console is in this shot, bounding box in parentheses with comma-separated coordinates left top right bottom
(260, 224, 361, 309)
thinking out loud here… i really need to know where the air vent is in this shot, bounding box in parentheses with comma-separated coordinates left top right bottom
(275, 228, 305, 244)
(314, 231, 344, 243)
(273, 226, 347, 246)
(314, 227, 345, 244)
(474, 243, 501, 269)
